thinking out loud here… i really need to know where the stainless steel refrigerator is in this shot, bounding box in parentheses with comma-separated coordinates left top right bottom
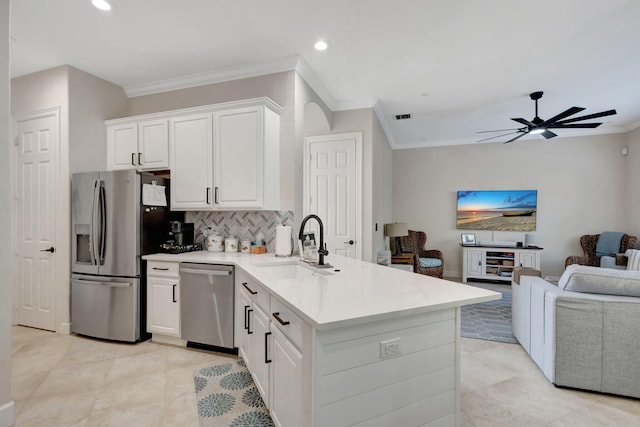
(71, 170, 174, 342)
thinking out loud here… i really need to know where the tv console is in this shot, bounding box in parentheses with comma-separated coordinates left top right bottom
(461, 245, 542, 283)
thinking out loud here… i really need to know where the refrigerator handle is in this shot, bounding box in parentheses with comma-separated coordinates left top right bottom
(90, 180, 100, 265)
(98, 181, 107, 264)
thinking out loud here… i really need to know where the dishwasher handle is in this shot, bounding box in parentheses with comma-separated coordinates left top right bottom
(180, 268, 232, 276)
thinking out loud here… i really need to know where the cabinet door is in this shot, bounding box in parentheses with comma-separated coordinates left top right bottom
(147, 277, 180, 337)
(170, 113, 213, 209)
(213, 107, 263, 209)
(107, 123, 138, 170)
(270, 326, 304, 427)
(235, 286, 253, 368)
(250, 305, 270, 403)
(466, 249, 483, 277)
(138, 119, 169, 170)
(517, 251, 538, 268)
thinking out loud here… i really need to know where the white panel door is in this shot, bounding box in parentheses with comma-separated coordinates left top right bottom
(306, 133, 362, 259)
(15, 112, 58, 331)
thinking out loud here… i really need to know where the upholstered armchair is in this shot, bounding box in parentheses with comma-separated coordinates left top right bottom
(565, 233, 637, 268)
(399, 230, 444, 278)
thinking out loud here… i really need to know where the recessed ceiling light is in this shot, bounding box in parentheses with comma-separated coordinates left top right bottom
(314, 40, 328, 51)
(92, 0, 112, 11)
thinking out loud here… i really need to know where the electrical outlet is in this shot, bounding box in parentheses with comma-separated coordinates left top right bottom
(380, 338, 402, 359)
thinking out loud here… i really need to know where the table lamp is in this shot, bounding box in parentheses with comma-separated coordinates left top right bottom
(385, 223, 408, 256)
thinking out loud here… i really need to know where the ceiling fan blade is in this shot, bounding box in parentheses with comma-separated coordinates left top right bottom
(541, 130, 557, 139)
(477, 130, 523, 143)
(555, 109, 617, 125)
(547, 123, 602, 129)
(476, 127, 523, 134)
(511, 117, 535, 127)
(504, 132, 528, 144)
(541, 106, 585, 126)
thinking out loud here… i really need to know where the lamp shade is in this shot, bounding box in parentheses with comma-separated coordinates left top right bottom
(384, 223, 408, 237)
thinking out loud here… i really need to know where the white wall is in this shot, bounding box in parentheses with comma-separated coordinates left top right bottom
(624, 127, 640, 240)
(68, 66, 128, 173)
(393, 133, 630, 277)
(0, 0, 13, 424)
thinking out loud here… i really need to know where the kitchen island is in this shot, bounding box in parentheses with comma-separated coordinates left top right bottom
(143, 251, 499, 427)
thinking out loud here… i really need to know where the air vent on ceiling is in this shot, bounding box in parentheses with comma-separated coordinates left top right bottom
(394, 113, 412, 120)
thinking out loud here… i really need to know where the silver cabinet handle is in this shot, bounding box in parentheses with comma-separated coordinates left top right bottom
(138, 152, 143, 165)
(179, 268, 231, 276)
(206, 187, 211, 204)
(131, 153, 136, 165)
(214, 187, 219, 204)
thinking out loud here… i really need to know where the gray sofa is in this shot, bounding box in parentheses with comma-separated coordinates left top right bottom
(512, 264, 640, 398)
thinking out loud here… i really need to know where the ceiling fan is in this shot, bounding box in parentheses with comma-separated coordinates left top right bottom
(477, 91, 617, 143)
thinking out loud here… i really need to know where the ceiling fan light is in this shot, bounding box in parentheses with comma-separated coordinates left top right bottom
(92, 0, 112, 11)
(529, 127, 545, 135)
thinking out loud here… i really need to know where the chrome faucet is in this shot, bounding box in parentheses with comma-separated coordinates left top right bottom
(298, 214, 329, 266)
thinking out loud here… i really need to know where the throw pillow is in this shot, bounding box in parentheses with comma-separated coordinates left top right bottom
(626, 249, 640, 271)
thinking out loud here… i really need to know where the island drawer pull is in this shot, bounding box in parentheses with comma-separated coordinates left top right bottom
(244, 305, 250, 330)
(247, 309, 253, 334)
(152, 267, 169, 271)
(272, 312, 290, 326)
(242, 282, 257, 295)
(265, 332, 272, 364)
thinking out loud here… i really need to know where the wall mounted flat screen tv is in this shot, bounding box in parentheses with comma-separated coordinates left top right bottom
(456, 190, 537, 231)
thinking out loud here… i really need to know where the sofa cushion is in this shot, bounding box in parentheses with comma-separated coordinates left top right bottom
(626, 249, 640, 271)
(418, 257, 442, 268)
(558, 264, 640, 297)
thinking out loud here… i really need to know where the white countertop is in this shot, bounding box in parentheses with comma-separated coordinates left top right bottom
(144, 251, 500, 330)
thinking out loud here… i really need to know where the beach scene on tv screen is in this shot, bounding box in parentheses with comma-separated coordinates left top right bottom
(456, 190, 537, 231)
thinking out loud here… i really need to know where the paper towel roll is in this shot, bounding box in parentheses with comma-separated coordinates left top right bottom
(275, 225, 293, 257)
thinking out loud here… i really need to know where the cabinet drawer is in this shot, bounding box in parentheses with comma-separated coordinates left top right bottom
(147, 261, 179, 278)
(270, 297, 306, 350)
(239, 277, 270, 313)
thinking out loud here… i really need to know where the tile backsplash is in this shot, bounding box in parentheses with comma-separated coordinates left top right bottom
(186, 210, 294, 252)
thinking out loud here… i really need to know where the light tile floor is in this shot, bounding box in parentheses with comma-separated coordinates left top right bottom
(10, 325, 640, 426)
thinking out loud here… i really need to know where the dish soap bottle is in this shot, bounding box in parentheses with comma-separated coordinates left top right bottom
(303, 236, 316, 262)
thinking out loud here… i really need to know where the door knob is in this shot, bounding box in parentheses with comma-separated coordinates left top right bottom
(344, 240, 355, 245)
(41, 247, 55, 253)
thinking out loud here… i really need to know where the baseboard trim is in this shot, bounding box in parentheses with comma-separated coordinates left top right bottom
(0, 400, 15, 427)
(58, 322, 71, 335)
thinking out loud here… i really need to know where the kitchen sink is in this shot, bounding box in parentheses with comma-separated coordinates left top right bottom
(253, 261, 332, 280)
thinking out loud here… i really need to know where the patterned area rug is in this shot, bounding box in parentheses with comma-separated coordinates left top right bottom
(460, 281, 517, 344)
(194, 359, 274, 427)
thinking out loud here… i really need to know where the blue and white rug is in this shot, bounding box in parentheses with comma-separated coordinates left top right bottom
(194, 359, 274, 427)
(460, 281, 517, 344)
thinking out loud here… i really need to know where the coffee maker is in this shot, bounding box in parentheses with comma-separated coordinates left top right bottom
(169, 221, 194, 246)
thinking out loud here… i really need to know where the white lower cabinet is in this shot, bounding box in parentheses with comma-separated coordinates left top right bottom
(147, 262, 180, 337)
(250, 304, 271, 401)
(269, 326, 304, 427)
(235, 270, 309, 427)
(235, 267, 460, 426)
(462, 246, 542, 283)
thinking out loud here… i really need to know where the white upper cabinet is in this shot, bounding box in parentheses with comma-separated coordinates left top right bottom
(105, 98, 281, 210)
(213, 105, 279, 210)
(106, 119, 169, 171)
(170, 113, 214, 210)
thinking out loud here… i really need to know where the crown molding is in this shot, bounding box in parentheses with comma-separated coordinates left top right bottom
(292, 57, 337, 111)
(124, 56, 302, 98)
(373, 102, 397, 149)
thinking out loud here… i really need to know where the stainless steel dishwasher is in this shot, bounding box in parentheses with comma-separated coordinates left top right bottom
(180, 263, 235, 349)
